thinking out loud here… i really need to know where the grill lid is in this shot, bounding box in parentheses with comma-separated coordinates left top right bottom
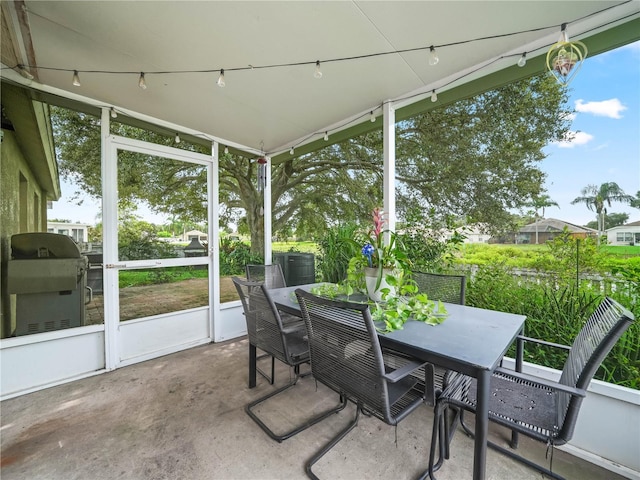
(11, 232, 82, 259)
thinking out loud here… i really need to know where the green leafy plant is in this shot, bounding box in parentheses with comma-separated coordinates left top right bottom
(316, 223, 361, 283)
(311, 275, 448, 334)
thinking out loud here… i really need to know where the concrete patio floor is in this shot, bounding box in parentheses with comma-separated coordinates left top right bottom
(0, 338, 626, 480)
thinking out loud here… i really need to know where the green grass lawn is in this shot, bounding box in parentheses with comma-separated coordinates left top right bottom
(600, 245, 640, 256)
(119, 267, 208, 288)
(272, 241, 319, 254)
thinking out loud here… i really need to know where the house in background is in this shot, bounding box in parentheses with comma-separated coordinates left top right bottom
(515, 218, 596, 244)
(439, 224, 491, 244)
(183, 230, 208, 243)
(46, 221, 90, 243)
(606, 221, 640, 246)
(490, 218, 597, 244)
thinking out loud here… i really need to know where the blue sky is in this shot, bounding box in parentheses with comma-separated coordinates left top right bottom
(540, 40, 640, 226)
(51, 41, 640, 227)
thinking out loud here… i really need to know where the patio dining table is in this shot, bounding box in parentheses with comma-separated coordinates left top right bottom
(249, 283, 526, 480)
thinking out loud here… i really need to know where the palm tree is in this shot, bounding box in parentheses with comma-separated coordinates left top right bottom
(571, 182, 634, 243)
(529, 194, 559, 244)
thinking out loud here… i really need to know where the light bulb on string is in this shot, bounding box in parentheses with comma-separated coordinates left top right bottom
(431, 90, 438, 102)
(289, 147, 295, 155)
(323, 132, 329, 141)
(138, 72, 147, 90)
(314, 60, 323, 79)
(517, 53, 527, 67)
(217, 69, 226, 87)
(224, 146, 229, 155)
(428, 46, 439, 66)
(110, 107, 117, 119)
(175, 133, 181, 144)
(72, 70, 81, 87)
(370, 111, 376, 122)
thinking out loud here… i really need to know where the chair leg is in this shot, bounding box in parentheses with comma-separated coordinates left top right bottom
(418, 401, 449, 480)
(246, 376, 348, 443)
(256, 352, 276, 385)
(457, 411, 565, 480)
(305, 402, 360, 480)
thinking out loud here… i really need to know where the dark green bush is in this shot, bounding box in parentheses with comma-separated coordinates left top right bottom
(219, 238, 263, 276)
(316, 223, 360, 283)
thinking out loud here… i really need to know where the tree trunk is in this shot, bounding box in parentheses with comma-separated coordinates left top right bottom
(247, 206, 265, 257)
(597, 210, 603, 245)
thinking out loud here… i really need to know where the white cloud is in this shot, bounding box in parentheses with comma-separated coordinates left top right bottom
(555, 130, 594, 149)
(575, 98, 627, 119)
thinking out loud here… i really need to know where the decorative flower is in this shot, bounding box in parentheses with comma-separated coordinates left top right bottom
(360, 207, 395, 270)
(362, 243, 374, 267)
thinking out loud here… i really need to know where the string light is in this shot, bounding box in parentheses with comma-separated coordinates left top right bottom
(217, 69, 226, 87)
(431, 90, 438, 102)
(517, 52, 527, 67)
(138, 72, 147, 89)
(9, 5, 623, 96)
(323, 132, 328, 141)
(289, 147, 294, 155)
(428, 46, 439, 66)
(370, 111, 376, 122)
(175, 133, 181, 144)
(110, 107, 117, 118)
(224, 146, 229, 154)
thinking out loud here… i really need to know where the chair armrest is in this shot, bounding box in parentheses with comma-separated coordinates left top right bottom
(517, 335, 571, 351)
(383, 359, 428, 383)
(494, 366, 587, 398)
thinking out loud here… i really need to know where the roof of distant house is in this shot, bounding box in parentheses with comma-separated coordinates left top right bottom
(519, 218, 596, 234)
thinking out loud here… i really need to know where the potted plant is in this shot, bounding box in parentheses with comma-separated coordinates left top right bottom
(349, 208, 411, 301)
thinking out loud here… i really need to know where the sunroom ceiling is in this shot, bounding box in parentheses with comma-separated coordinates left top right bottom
(2, 1, 639, 156)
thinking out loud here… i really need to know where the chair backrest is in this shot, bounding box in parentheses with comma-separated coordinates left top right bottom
(232, 276, 295, 365)
(246, 264, 287, 289)
(295, 289, 397, 423)
(556, 296, 635, 440)
(412, 271, 466, 305)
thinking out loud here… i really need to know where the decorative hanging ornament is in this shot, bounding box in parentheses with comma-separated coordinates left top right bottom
(256, 156, 268, 191)
(545, 23, 588, 86)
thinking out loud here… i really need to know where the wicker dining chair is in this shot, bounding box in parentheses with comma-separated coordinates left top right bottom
(386, 271, 467, 406)
(245, 263, 303, 383)
(232, 277, 346, 442)
(411, 271, 466, 305)
(246, 263, 287, 289)
(426, 296, 635, 480)
(295, 288, 428, 480)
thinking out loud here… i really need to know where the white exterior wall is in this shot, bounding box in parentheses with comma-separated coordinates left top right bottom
(46, 221, 90, 243)
(606, 225, 640, 245)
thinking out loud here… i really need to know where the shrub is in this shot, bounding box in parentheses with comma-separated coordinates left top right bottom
(466, 264, 639, 389)
(219, 238, 263, 276)
(316, 223, 360, 283)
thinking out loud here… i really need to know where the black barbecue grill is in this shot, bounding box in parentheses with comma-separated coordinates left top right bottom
(7, 232, 91, 336)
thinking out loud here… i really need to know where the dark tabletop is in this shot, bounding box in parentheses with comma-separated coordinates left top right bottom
(271, 283, 526, 377)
